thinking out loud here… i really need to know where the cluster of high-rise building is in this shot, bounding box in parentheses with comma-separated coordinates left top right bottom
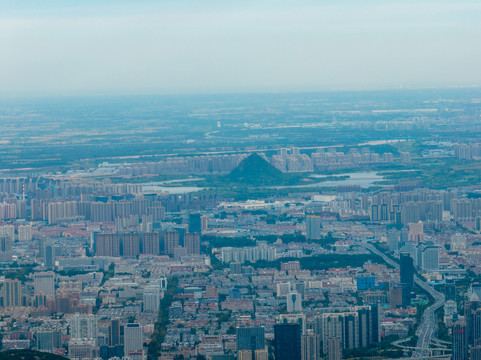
(367, 189, 481, 224)
(0, 177, 142, 197)
(388, 229, 440, 272)
(34, 315, 145, 360)
(270, 305, 379, 360)
(221, 242, 276, 264)
(94, 231, 200, 257)
(270, 148, 314, 172)
(95, 146, 405, 178)
(270, 147, 398, 173)
(118, 154, 247, 176)
(33, 198, 166, 224)
(302, 188, 481, 237)
(454, 143, 481, 160)
(235, 327, 267, 360)
(451, 284, 481, 360)
(0, 202, 18, 220)
(0, 259, 169, 358)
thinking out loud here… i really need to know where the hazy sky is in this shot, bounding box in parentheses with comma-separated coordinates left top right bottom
(1, 0, 481, 95)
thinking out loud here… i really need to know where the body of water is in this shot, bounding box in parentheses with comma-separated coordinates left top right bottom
(142, 178, 204, 194)
(273, 171, 384, 189)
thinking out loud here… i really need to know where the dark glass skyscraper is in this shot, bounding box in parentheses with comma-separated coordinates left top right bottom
(400, 252, 414, 308)
(370, 303, 380, 344)
(189, 213, 202, 233)
(274, 323, 301, 360)
(109, 319, 122, 346)
(44, 243, 55, 268)
(236, 327, 265, 354)
(400, 252, 414, 290)
(358, 307, 371, 348)
(452, 321, 468, 360)
(466, 295, 481, 346)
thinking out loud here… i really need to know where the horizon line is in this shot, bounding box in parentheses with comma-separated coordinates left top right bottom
(0, 84, 480, 100)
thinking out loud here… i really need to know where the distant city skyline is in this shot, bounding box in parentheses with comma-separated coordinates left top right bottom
(1, 0, 481, 96)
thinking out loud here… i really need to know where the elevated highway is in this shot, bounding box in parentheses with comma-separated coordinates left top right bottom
(360, 242, 447, 359)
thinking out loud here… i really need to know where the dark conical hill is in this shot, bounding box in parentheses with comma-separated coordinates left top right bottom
(228, 153, 283, 184)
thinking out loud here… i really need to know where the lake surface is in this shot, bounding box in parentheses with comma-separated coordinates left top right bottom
(310, 172, 384, 186)
(141, 173, 384, 193)
(272, 171, 384, 189)
(357, 139, 407, 146)
(142, 178, 204, 194)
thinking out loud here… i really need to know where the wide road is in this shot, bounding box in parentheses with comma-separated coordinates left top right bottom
(361, 242, 446, 358)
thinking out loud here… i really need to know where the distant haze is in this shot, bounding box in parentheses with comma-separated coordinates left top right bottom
(1, 0, 481, 96)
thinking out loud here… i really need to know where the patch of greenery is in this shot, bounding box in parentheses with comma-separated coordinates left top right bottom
(217, 311, 232, 323)
(56, 269, 90, 277)
(437, 309, 450, 342)
(204, 236, 256, 249)
(244, 254, 383, 271)
(148, 277, 179, 360)
(4, 266, 36, 282)
(0, 349, 67, 360)
(343, 345, 379, 359)
(209, 253, 224, 271)
(99, 263, 115, 286)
